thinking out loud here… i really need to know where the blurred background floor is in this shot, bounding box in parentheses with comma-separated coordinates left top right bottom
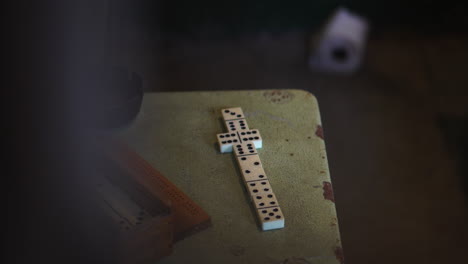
(112, 26, 468, 263)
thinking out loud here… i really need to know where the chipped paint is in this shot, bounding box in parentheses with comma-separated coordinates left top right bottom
(315, 125, 324, 139)
(334, 247, 344, 264)
(281, 257, 311, 264)
(263, 90, 294, 104)
(322, 181, 335, 203)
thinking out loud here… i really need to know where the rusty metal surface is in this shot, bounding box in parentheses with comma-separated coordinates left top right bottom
(118, 89, 343, 264)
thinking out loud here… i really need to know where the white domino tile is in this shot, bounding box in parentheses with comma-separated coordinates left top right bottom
(217, 132, 241, 153)
(245, 180, 273, 196)
(251, 192, 279, 209)
(233, 142, 258, 156)
(221, 107, 245, 121)
(239, 163, 268, 182)
(225, 119, 249, 132)
(236, 154, 268, 182)
(238, 129, 262, 148)
(256, 206, 285, 231)
(236, 154, 262, 169)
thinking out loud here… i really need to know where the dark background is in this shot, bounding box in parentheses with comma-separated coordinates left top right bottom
(6, 1, 468, 263)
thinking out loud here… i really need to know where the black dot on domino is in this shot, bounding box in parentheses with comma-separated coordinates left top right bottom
(254, 162, 260, 165)
(224, 110, 230, 113)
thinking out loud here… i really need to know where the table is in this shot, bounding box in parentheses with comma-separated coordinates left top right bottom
(118, 89, 343, 264)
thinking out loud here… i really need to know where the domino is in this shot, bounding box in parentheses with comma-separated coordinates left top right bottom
(236, 154, 268, 182)
(236, 154, 262, 169)
(252, 192, 279, 209)
(221, 107, 245, 121)
(239, 162, 268, 182)
(256, 206, 285, 230)
(245, 180, 273, 195)
(233, 142, 258, 156)
(216, 107, 284, 231)
(217, 132, 241, 153)
(225, 119, 249, 132)
(238, 129, 262, 148)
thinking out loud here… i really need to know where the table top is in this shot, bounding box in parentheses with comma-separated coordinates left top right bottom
(118, 89, 343, 264)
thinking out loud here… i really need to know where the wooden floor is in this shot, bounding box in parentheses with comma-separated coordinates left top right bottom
(111, 28, 468, 263)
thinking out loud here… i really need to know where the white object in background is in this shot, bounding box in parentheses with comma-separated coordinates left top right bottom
(309, 7, 369, 74)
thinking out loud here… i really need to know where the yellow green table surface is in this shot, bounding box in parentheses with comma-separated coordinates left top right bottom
(118, 89, 343, 264)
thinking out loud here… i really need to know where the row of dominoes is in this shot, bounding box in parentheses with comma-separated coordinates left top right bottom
(216, 107, 285, 231)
